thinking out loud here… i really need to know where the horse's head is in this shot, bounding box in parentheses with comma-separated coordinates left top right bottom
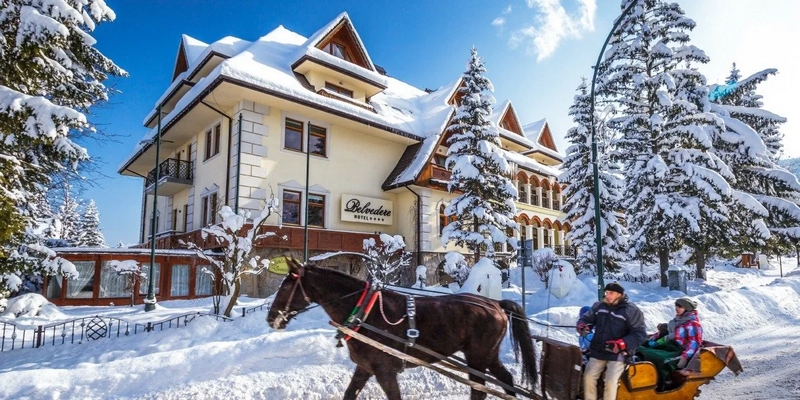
(267, 258, 312, 330)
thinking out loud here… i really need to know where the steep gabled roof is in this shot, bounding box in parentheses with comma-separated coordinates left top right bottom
(490, 100, 524, 136)
(302, 12, 375, 72)
(522, 119, 562, 161)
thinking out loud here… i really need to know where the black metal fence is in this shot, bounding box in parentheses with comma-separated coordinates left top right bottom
(1, 310, 237, 353)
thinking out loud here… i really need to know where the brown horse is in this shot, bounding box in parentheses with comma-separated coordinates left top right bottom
(266, 260, 537, 400)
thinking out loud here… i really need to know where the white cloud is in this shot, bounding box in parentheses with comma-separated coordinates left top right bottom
(510, 0, 597, 61)
(492, 17, 506, 27)
(503, 5, 513, 14)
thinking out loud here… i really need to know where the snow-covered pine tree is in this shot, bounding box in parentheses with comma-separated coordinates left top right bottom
(54, 188, 83, 246)
(79, 200, 106, 247)
(442, 47, 518, 265)
(709, 65, 800, 258)
(0, 0, 126, 295)
(561, 78, 628, 272)
(598, 0, 733, 284)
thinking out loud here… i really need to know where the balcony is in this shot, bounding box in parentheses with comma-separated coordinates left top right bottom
(145, 158, 193, 196)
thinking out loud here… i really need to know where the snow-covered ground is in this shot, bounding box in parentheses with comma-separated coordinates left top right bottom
(1, 258, 799, 399)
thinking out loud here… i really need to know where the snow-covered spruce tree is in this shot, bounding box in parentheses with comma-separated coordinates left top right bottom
(0, 0, 126, 295)
(54, 188, 83, 245)
(182, 197, 280, 317)
(79, 200, 105, 247)
(561, 78, 628, 272)
(709, 65, 800, 258)
(598, 0, 734, 284)
(442, 47, 518, 265)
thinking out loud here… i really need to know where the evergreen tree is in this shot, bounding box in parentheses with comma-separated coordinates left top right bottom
(79, 200, 105, 247)
(709, 65, 800, 257)
(442, 47, 518, 264)
(54, 188, 83, 245)
(0, 0, 125, 295)
(561, 78, 628, 272)
(598, 0, 733, 284)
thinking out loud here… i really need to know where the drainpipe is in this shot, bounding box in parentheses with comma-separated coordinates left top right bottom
(405, 186, 423, 267)
(235, 112, 242, 213)
(200, 101, 233, 207)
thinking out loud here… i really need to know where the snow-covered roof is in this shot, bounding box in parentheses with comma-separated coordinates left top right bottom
(121, 14, 563, 182)
(522, 119, 562, 160)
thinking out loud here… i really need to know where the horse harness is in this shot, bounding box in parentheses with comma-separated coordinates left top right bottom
(336, 281, 419, 352)
(274, 267, 312, 328)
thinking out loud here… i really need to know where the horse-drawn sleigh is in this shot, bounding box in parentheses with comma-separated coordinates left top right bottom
(267, 260, 739, 399)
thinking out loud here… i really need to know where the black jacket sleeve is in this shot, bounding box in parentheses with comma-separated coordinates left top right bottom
(622, 304, 647, 351)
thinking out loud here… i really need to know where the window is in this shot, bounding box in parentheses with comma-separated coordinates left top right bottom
(284, 118, 328, 157)
(433, 154, 448, 168)
(517, 181, 527, 203)
(139, 263, 161, 295)
(282, 190, 325, 227)
(171, 264, 189, 297)
(195, 265, 214, 296)
(284, 118, 303, 152)
(309, 124, 327, 157)
(66, 261, 95, 299)
(324, 41, 350, 61)
(308, 194, 325, 227)
(182, 204, 189, 231)
(325, 82, 353, 98)
(438, 203, 457, 236)
(46, 274, 62, 299)
(100, 261, 129, 298)
(204, 123, 221, 160)
(201, 192, 218, 226)
(282, 190, 301, 225)
(171, 209, 178, 231)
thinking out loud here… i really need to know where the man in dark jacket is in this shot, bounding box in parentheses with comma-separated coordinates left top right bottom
(577, 282, 647, 400)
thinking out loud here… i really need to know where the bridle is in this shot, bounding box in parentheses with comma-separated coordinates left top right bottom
(272, 265, 311, 328)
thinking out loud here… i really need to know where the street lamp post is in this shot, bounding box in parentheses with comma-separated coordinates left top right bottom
(145, 104, 162, 311)
(589, 0, 638, 300)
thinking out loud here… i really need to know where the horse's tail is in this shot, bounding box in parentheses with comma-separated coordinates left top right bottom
(499, 299, 538, 388)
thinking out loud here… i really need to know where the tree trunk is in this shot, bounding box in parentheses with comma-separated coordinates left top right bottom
(224, 279, 241, 318)
(695, 247, 706, 280)
(658, 247, 669, 287)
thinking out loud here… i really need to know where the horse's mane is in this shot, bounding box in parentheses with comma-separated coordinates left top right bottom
(306, 264, 365, 290)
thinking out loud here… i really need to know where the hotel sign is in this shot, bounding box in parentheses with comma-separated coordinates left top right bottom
(341, 194, 393, 225)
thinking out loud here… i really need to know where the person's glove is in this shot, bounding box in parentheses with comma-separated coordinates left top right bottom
(576, 322, 590, 337)
(647, 339, 656, 347)
(605, 339, 626, 354)
(649, 337, 667, 347)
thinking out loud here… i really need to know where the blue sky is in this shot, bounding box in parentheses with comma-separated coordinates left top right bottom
(84, 0, 799, 246)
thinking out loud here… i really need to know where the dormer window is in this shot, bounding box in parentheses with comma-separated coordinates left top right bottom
(324, 41, 350, 61)
(325, 82, 353, 98)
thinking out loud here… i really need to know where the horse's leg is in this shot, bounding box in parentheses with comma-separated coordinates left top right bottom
(465, 357, 490, 400)
(373, 368, 402, 400)
(343, 365, 372, 400)
(487, 356, 516, 396)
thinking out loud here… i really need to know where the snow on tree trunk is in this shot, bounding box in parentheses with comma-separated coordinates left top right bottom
(182, 196, 281, 317)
